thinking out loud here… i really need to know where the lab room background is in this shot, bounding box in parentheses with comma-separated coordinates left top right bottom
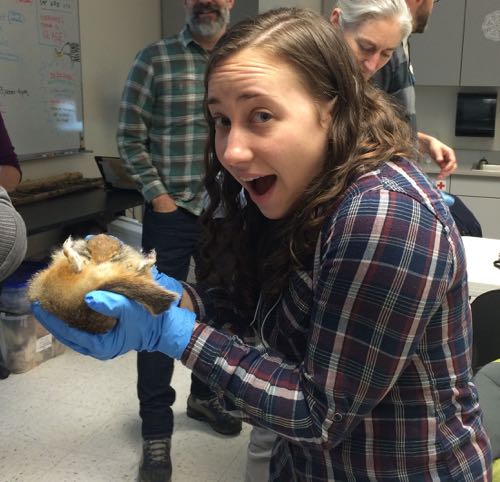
(10, 0, 500, 249)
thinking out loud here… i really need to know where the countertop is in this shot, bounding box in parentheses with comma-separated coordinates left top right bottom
(422, 163, 500, 178)
(421, 148, 500, 178)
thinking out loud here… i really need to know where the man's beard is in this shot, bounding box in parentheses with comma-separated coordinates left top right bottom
(186, 3, 230, 38)
(413, 7, 431, 33)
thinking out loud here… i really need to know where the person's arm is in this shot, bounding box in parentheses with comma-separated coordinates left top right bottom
(418, 132, 457, 179)
(0, 187, 26, 281)
(116, 47, 173, 210)
(0, 114, 22, 192)
(0, 166, 22, 193)
(181, 188, 455, 448)
(30, 189, 456, 449)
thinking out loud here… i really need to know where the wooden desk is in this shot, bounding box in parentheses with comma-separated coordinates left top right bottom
(462, 236, 500, 298)
(17, 187, 143, 235)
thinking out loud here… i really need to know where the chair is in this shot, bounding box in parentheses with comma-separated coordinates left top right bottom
(471, 289, 500, 374)
(473, 360, 500, 481)
(449, 195, 482, 237)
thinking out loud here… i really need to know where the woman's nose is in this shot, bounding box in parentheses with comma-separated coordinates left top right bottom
(220, 127, 253, 167)
(363, 53, 381, 77)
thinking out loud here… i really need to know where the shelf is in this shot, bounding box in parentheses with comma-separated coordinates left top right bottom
(17, 187, 143, 236)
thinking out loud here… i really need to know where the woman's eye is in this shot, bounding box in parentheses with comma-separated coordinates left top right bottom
(253, 111, 272, 123)
(213, 116, 231, 128)
(358, 43, 373, 54)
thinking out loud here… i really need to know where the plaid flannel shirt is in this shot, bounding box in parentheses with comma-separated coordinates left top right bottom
(182, 159, 491, 481)
(117, 27, 208, 215)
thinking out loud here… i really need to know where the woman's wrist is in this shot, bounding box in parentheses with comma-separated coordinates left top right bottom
(179, 289, 194, 311)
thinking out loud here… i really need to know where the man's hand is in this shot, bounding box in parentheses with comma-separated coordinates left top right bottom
(151, 193, 178, 213)
(417, 132, 457, 180)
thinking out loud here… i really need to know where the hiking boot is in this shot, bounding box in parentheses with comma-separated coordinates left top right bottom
(187, 394, 242, 436)
(138, 437, 172, 482)
(0, 363, 10, 380)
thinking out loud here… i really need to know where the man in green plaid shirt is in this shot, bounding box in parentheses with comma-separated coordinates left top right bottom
(117, 2, 240, 481)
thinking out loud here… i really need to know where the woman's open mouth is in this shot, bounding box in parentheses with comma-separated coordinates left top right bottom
(243, 175, 277, 197)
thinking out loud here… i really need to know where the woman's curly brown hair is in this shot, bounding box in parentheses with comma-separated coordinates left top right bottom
(197, 7, 419, 313)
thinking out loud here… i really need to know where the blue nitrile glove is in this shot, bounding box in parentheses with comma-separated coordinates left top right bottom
(31, 291, 196, 360)
(440, 191, 455, 207)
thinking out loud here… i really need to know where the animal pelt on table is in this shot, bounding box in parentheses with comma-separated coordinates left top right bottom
(28, 234, 178, 334)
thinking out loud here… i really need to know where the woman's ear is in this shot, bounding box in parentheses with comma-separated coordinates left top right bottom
(330, 8, 341, 27)
(319, 98, 337, 129)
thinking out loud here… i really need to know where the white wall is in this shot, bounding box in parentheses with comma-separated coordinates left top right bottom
(416, 86, 500, 154)
(19, 0, 162, 181)
(259, 0, 322, 12)
(20, 0, 498, 183)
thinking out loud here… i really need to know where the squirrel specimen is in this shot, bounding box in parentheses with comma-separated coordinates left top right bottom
(28, 234, 178, 334)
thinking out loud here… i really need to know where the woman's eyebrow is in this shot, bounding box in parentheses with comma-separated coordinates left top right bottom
(357, 37, 377, 48)
(207, 92, 266, 106)
(207, 96, 220, 106)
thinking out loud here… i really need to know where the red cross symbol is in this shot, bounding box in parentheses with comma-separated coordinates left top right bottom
(436, 181, 446, 190)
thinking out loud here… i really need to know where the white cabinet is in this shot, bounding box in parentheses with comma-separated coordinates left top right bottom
(461, 0, 500, 86)
(425, 171, 500, 238)
(456, 196, 500, 238)
(411, 0, 500, 86)
(450, 176, 500, 238)
(410, 0, 466, 86)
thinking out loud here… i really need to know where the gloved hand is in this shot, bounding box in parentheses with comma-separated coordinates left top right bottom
(31, 290, 196, 360)
(440, 191, 455, 207)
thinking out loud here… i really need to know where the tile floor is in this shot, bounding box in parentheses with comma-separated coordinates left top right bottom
(0, 348, 251, 481)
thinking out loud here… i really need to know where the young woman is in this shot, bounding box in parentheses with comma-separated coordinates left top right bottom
(33, 8, 491, 481)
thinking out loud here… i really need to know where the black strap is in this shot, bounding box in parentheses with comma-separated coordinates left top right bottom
(494, 255, 500, 269)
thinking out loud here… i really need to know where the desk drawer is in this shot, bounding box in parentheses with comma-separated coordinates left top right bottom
(450, 176, 500, 198)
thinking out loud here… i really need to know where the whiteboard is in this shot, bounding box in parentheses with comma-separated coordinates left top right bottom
(0, 0, 84, 160)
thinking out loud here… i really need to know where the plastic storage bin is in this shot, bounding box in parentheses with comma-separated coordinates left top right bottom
(0, 261, 64, 374)
(0, 275, 31, 314)
(0, 313, 65, 374)
(0, 261, 46, 314)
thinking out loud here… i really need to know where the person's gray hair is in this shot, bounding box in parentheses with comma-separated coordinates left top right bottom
(334, 0, 412, 41)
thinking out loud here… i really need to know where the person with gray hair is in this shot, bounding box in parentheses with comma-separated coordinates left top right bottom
(331, 0, 413, 79)
(331, 0, 457, 180)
